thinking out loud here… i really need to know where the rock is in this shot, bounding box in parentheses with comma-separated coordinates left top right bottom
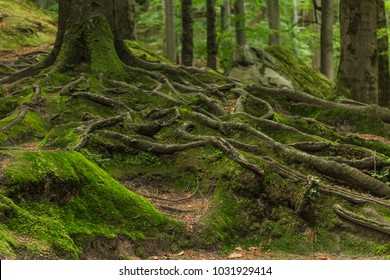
(227, 45, 332, 98)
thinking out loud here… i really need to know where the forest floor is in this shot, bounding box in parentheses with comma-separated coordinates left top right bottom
(123, 180, 382, 260)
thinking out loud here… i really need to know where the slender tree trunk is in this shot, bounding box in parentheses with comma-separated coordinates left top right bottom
(234, 0, 246, 47)
(181, 0, 193, 66)
(220, 0, 233, 70)
(206, 0, 217, 70)
(377, 0, 390, 107)
(164, 0, 177, 63)
(292, 0, 299, 53)
(221, 0, 231, 32)
(266, 0, 281, 46)
(337, 0, 378, 104)
(321, 0, 334, 80)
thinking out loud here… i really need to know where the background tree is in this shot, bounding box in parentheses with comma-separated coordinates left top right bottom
(266, 0, 281, 46)
(320, 0, 334, 80)
(206, 0, 217, 70)
(337, 0, 378, 104)
(181, 0, 193, 66)
(377, 0, 390, 107)
(234, 0, 246, 48)
(164, 0, 177, 62)
(220, 0, 233, 69)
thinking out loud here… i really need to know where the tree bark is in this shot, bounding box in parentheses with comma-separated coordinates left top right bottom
(207, 0, 217, 70)
(234, 0, 246, 47)
(320, 0, 334, 80)
(377, 0, 390, 107)
(164, 0, 177, 63)
(266, 0, 281, 46)
(221, 0, 231, 32)
(220, 0, 233, 70)
(181, 0, 193, 66)
(337, 0, 378, 104)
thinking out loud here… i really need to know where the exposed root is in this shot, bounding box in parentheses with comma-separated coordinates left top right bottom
(72, 115, 126, 150)
(97, 130, 209, 154)
(71, 91, 132, 111)
(333, 204, 390, 235)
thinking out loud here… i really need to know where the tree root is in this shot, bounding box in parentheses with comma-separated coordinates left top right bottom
(176, 122, 265, 178)
(71, 91, 132, 111)
(247, 84, 390, 124)
(72, 115, 126, 150)
(333, 204, 390, 235)
(0, 107, 29, 132)
(188, 111, 390, 198)
(97, 130, 209, 154)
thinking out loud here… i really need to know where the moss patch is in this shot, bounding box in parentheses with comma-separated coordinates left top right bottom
(0, 150, 179, 259)
(266, 46, 333, 99)
(0, 0, 56, 49)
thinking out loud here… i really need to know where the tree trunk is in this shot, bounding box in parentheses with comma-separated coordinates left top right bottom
(377, 0, 390, 107)
(291, 0, 299, 54)
(181, 0, 193, 66)
(266, 0, 281, 46)
(221, 0, 231, 32)
(43, 0, 141, 80)
(234, 0, 246, 47)
(207, 0, 217, 70)
(321, 0, 334, 80)
(337, 0, 378, 104)
(164, 0, 177, 63)
(220, 0, 233, 70)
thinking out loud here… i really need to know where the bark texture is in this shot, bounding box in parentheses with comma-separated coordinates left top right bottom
(320, 0, 334, 80)
(377, 0, 390, 107)
(234, 0, 246, 47)
(181, 0, 193, 66)
(266, 0, 281, 46)
(164, 0, 177, 63)
(337, 0, 378, 104)
(206, 0, 217, 70)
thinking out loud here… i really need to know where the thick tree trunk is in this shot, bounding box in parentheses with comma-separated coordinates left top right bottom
(164, 0, 177, 63)
(207, 0, 217, 70)
(181, 0, 193, 66)
(337, 0, 378, 104)
(266, 0, 281, 46)
(377, 0, 390, 107)
(320, 0, 334, 80)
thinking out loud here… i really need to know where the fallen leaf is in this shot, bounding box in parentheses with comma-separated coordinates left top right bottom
(177, 251, 185, 256)
(228, 253, 242, 259)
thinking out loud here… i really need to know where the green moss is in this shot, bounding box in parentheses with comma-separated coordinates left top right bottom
(125, 41, 169, 63)
(39, 123, 81, 149)
(266, 46, 333, 98)
(0, 150, 178, 258)
(0, 110, 48, 145)
(0, 0, 56, 49)
(51, 17, 125, 78)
